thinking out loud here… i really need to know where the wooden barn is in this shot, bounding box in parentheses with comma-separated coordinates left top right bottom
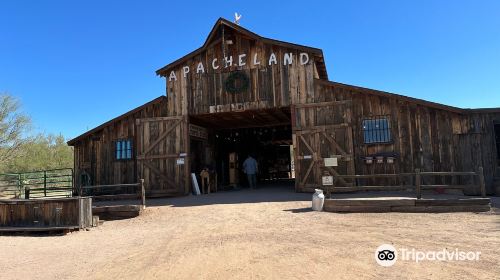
(68, 18, 500, 197)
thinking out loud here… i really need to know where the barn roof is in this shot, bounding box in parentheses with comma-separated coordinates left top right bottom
(156, 18, 328, 80)
(318, 79, 500, 114)
(67, 96, 166, 146)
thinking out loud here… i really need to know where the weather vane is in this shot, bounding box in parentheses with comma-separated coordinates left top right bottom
(234, 12, 242, 25)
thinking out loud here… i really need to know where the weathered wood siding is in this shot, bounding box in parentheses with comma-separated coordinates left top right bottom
(72, 97, 168, 188)
(0, 197, 92, 229)
(317, 80, 500, 193)
(136, 116, 189, 197)
(164, 27, 319, 116)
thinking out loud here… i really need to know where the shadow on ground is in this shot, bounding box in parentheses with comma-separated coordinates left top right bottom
(147, 183, 311, 207)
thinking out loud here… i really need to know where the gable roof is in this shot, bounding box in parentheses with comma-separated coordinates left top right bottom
(156, 18, 328, 79)
(67, 96, 166, 146)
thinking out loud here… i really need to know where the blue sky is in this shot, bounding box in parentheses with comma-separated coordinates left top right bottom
(1, 0, 499, 139)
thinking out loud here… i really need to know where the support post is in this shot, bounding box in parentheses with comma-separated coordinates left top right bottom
(415, 168, 421, 199)
(17, 174, 22, 198)
(478, 166, 486, 197)
(43, 171, 47, 197)
(25, 186, 30, 199)
(140, 179, 146, 209)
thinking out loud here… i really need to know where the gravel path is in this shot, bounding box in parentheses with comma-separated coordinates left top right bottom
(1, 186, 499, 279)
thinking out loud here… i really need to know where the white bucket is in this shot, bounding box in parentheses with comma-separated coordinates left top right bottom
(312, 189, 325, 211)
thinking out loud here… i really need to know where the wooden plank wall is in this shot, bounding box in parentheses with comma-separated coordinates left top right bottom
(72, 98, 168, 188)
(136, 117, 189, 197)
(165, 27, 318, 116)
(0, 197, 92, 228)
(316, 80, 500, 194)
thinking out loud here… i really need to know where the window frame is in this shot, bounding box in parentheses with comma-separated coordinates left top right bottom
(114, 138, 134, 161)
(362, 116, 393, 145)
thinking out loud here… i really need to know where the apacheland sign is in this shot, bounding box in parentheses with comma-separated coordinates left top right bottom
(168, 52, 311, 81)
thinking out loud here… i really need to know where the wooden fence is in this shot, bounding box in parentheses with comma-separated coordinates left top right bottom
(326, 167, 486, 199)
(80, 179, 146, 209)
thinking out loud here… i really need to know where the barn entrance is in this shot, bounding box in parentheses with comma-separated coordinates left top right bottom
(189, 108, 294, 192)
(134, 100, 355, 196)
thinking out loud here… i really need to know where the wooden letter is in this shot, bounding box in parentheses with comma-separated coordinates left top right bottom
(284, 53, 293, 65)
(182, 66, 190, 77)
(268, 53, 277, 65)
(212, 58, 219, 70)
(169, 71, 177, 81)
(253, 53, 261, 66)
(238, 54, 247, 66)
(300, 52, 309, 65)
(224, 56, 233, 68)
(196, 62, 205, 74)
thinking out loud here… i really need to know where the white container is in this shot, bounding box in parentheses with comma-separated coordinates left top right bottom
(312, 189, 325, 211)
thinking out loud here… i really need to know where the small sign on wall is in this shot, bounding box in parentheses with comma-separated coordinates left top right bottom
(176, 158, 185, 165)
(322, 176, 334, 186)
(189, 124, 208, 140)
(324, 157, 338, 167)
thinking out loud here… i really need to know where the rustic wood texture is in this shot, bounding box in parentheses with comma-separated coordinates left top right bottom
(163, 26, 318, 117)
(136, 116, 189, 196)
(316, 80, 500, 194)
(92, 205, 141, 220)
(68, 19, 500, 197)
(323, 198, 491, 213)
(71, 97, 168, 189)
(0, 197, 92, 229)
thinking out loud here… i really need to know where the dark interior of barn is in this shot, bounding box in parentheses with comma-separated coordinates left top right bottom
(189, 107, 294, 191)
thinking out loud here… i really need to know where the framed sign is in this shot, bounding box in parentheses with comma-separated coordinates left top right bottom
(189, 124, 208, 140)
(324, 157, 338, 167)
(322, 176, 334, 186)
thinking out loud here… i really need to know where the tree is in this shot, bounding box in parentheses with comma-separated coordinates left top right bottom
(0, 94, 31, 163)
(2, 134, 73, 173)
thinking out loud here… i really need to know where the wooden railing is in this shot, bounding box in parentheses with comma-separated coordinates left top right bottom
(80, 179, 146, 209)
(327, 167, 486, 199)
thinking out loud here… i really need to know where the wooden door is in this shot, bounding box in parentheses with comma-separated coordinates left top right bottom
(136, 116, 190, 197)
(292, 101, 355, 192)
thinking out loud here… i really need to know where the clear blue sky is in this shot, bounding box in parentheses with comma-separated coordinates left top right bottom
(1, 0, 499, 139)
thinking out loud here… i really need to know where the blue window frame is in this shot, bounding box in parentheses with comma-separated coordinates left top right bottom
(362, 117, 392, 144)
(115, 139, 133, 160)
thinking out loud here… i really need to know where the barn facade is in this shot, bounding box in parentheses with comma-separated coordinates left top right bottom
(68, 18, 500, 196)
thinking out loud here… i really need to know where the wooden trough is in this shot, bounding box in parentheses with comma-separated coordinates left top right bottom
(92, 205, 142, 220)
(323, 197, 491, 213)
(0, 197, 93, 232)
(83, 181, 146, 221)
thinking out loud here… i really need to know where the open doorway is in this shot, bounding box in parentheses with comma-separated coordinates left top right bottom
(214, 125, 294, 189)
(189, 107, 294, 192)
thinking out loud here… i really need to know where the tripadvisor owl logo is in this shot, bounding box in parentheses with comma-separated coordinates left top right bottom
(375, 244, 397, 267)
(374, 244, 481, 266)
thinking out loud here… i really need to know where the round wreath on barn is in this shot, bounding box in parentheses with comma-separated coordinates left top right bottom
(224, 71, 249, 94)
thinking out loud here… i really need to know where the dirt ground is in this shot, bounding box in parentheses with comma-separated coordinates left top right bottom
(1, 185, 499, 280)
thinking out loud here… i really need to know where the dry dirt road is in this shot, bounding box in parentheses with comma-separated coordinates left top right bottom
(1, 186, 499, 280)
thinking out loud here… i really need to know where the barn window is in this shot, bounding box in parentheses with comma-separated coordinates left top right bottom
(115, 139, 133, 160)
(362, 117, 392, 144)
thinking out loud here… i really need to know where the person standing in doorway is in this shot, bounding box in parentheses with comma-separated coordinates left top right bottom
(243, 154, 258, 189)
